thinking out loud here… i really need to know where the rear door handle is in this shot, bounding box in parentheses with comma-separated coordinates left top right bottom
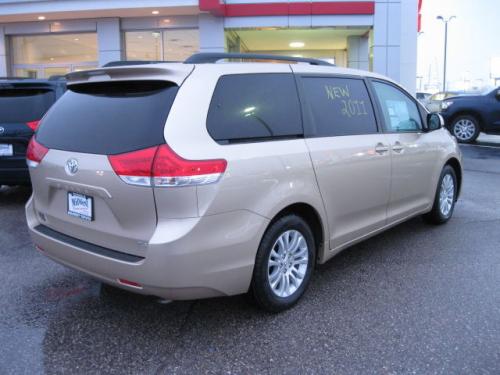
(375, 143, 389, 155)
(392, 141, 404, 153)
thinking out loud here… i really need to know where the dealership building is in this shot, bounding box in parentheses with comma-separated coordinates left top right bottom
(0, 0, 419, 93)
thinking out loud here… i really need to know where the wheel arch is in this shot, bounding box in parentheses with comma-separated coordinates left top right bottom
(266, 202, 327, 264)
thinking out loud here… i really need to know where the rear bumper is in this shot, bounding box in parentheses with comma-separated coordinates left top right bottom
(0, 157, 30, 185)
(26, 197, 269, 300)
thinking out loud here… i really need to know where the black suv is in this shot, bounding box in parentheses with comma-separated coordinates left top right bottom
(0, 78, 65, 186)
(440, 87, 500, 143)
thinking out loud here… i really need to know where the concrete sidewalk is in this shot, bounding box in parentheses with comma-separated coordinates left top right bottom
(478, 133, 500, 145)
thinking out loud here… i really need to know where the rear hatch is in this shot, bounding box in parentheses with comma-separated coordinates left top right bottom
(29, 65, 193, 256)
(0, 82, 56, 158)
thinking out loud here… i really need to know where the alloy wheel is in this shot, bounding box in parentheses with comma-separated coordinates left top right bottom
(453, 119, 476, 141)
(267, 230, 309, 298)
(439, 174, 455, 217)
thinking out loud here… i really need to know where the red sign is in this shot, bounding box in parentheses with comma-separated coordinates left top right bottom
(418, 0, 423, 32)
(199, 1, 375, 17)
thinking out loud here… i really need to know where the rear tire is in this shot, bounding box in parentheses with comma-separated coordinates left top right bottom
(423, 165, 457, 225)
(451, 115, 480, 143)
(250, 214, 315, 312)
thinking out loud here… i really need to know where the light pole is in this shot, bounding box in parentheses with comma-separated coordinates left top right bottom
(417, 32, 424, 91)
(437, 15, 456, 92)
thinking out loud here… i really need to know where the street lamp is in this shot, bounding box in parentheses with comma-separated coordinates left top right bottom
(437, 15, 456, 92)
(417, 32, 424, 91)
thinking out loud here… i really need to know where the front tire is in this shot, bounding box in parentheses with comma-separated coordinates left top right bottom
(251, 214, 315, 312)
(423, 165, 457, 225)
(451, 115, 480, 143)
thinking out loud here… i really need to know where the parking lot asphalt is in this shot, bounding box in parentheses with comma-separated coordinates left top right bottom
(1, 141, 499, 375)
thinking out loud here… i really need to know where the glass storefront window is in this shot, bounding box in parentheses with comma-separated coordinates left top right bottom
(14, 68, 38, 78)
(125, 31, 162, 60)
(11, 33, 98, 78)
(12, 33, 98, 65)
(125, 29, 199, 62)
(42, 67, 71, 77)
(162, 29, 199, 62)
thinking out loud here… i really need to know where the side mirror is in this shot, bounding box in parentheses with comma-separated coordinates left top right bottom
(426, 113, 444, 131)
(496, 89, 500, 100)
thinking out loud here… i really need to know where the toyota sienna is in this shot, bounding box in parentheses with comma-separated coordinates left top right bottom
(26, 53, 462, 312)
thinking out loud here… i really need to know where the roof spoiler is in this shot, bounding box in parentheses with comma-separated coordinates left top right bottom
(65, 64, 194, 86)
(184, 53, 335, 66)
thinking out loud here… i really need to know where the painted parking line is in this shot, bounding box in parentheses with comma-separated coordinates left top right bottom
(460, 143, 500, 149)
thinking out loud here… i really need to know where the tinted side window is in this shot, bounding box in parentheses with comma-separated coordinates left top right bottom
(207, 74, 303, 143)
(301, 77, 377, 137)
(372, 81, 422, 132)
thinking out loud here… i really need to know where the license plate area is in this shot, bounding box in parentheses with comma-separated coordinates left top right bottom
(67, 192, 94, 221)
(0, 144, 13, 157)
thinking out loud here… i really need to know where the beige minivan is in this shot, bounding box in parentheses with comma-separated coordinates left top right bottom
(26, 53, 462, 312)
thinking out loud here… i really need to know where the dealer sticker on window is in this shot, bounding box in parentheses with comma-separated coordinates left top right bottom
(67, 192, 93, 221)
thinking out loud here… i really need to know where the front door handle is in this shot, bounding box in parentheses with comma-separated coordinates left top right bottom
(375, 143, 389, 155)
(392, 141, 404, 153)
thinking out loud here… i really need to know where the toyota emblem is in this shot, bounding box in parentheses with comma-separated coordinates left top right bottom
(65, 158, 79, 176)
(0, 126, 4, 135)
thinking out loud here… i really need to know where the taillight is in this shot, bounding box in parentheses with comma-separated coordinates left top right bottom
(26, 137, 49, 168)
(108, 147, 157, 186)
(152, 144, 227, 187)
(26, 120, 41, 132)
(108, 144, 227, 187)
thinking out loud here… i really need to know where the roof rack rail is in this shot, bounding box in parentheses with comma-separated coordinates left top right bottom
(184, 53, 334, 66)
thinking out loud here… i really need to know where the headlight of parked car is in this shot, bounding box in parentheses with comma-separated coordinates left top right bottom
(441, 101, 454, 110)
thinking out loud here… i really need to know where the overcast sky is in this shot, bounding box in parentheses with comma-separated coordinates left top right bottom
(417, 0, 499, 92)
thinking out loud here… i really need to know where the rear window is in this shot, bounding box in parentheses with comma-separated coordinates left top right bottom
(36, 81, 178, 155)
(207, 74, 303, 143)
(0, 88, 55, 123)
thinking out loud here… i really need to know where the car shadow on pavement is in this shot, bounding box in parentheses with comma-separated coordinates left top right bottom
(18, 215, 453, 374)
(0, 185, 32, 205)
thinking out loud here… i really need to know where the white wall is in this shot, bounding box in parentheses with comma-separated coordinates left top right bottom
(347, 35, 369, 70)
(0, 27, 7, 76)
(373, 0, 417, 93)
(96, 18, 121, 66)
(199, 13, 225, 53)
